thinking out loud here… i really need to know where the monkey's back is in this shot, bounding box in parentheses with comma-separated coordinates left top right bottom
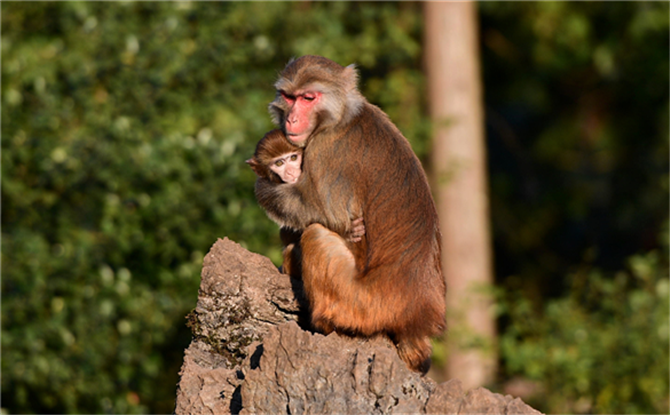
(305, 103, 446, 338)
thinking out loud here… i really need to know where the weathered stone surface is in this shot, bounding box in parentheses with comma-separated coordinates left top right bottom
(461, 388, 515, 414)
(175, 238, 543, 415)
(241, 321, 433, 415)
(425, 379, 464, 414)
(174, 340, 238, 415)
(175, 237, 305, 413)
(185, 237, 304, 366)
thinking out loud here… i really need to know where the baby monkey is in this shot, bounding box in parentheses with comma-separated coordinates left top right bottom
(246, 129, 364, 276)
(246, 129, 303, 185)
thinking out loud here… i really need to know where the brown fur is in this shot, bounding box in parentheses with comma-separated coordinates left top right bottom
(256, 56, 446, 373)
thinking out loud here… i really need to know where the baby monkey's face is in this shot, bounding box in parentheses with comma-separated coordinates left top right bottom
(270, 151, 302, 184)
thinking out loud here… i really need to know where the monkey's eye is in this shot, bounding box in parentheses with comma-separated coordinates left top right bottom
(280, 91, 295, 103)
(290, 154, 298, 161)
(274, 160, 284, 167)
(303, 95, 315, 102)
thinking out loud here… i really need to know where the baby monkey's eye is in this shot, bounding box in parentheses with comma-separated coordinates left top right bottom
(274, 160, 284, 167)
(290, 154, 298, 161)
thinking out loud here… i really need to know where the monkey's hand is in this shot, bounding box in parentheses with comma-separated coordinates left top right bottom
(346, 217, 365, 243)
(255, 177, 322, 230)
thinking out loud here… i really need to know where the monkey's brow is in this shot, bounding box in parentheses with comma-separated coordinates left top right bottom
(272, 153, 300, 163)
(280, 87, 323, 98)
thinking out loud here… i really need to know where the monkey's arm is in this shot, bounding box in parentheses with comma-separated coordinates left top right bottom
(255, 177, 363, 239)
(255, 178, 323, 230)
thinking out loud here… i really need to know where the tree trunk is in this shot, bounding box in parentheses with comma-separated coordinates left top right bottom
(424, 1, 497, 390)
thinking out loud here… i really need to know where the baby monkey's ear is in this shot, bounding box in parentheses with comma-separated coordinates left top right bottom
(245, 158, 264, 177)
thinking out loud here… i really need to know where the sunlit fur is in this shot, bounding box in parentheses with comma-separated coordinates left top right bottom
(257, 56, 446, 373)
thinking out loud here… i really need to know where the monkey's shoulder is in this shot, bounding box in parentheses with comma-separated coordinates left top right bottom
(347, 104, 413, 149)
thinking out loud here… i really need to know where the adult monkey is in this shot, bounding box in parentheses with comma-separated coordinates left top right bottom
(255, 55, 446, 373)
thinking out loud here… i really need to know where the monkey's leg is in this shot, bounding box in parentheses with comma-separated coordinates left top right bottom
(280, 242, 302, 278)
(279, 227, 302, 277)
(300, 223, 355, 334)
(301, 223, 435, 373)
(300, 223, 396, 336)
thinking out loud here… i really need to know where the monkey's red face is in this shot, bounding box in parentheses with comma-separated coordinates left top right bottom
(280, 90, 322, 147)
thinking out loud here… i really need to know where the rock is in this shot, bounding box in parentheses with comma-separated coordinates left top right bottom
(185, 237, 305, 366)
(174, 238, 542, 415)
(175, 237, 305, 414)
(174, 340, 239, 415)
(240, 321, 432, 415)
(425, 379, 464, 414)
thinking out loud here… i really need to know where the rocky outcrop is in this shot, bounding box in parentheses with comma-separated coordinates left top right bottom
(174, 238, 542, 414)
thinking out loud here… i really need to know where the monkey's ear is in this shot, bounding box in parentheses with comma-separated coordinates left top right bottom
(246, 158, 263, 177)
(342, 64, 359, 90)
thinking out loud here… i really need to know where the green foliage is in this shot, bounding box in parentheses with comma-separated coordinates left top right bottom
(1, 2, 430, 413)
(499, 249, 670, 414)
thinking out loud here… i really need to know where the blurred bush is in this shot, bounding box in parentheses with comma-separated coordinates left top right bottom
(499, 247, 669, 413)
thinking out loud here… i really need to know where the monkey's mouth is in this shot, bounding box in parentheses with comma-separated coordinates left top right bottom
(286, 133, 308, 147)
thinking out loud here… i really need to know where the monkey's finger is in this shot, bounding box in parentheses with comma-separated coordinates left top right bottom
(351, 218, 365, 230)
(348, 226, 366, 243)
(350, 224, 365, 235)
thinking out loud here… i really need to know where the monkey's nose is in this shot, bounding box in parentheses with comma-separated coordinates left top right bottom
(285, 173, 298, 182)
